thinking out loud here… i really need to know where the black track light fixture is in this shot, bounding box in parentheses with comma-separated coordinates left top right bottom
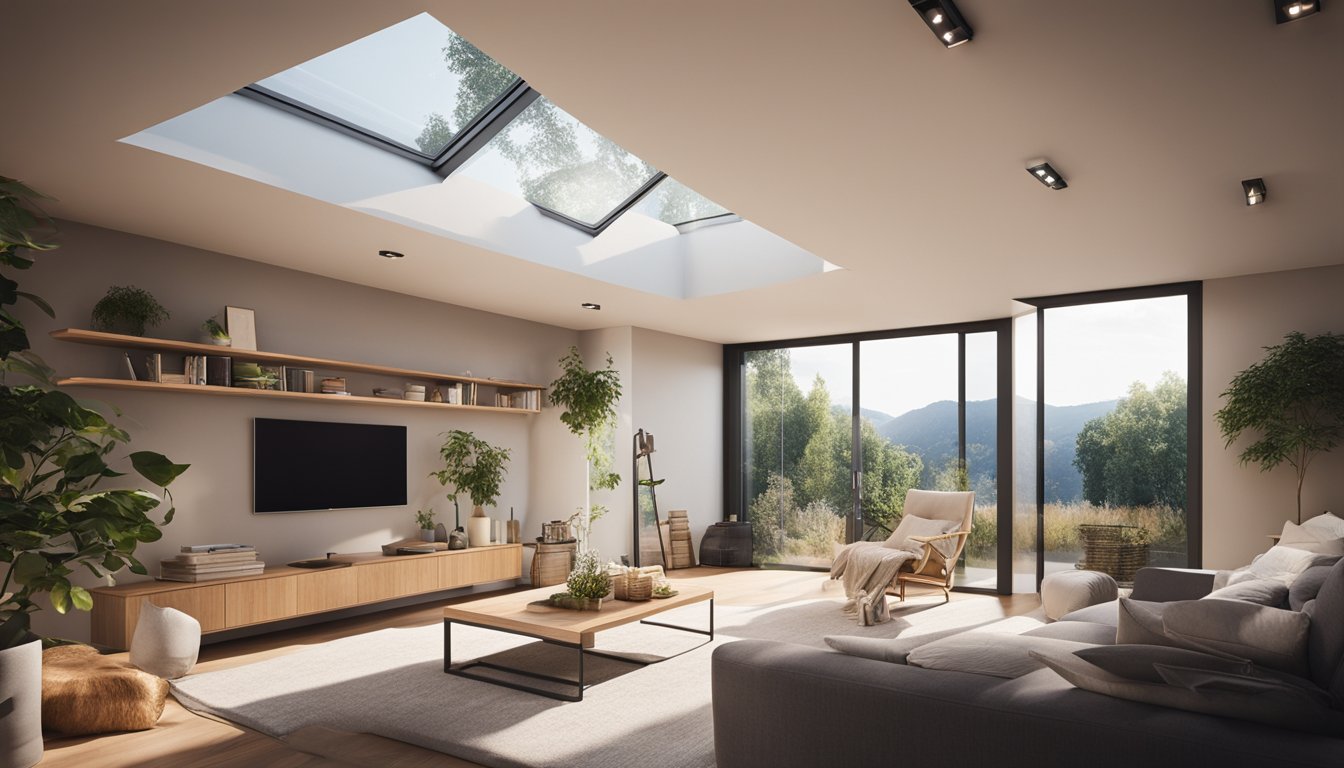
(378, 249, 405, 259)
(1242, 178, 1267, 206)
(1275, 0, 1322, 23)
(910, 0, 973, 48)
(580, 302, 601, 311)
(1026, 160, 1068, 190)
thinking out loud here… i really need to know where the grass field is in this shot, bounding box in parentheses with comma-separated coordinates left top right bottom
(965, 501, 1187, 567)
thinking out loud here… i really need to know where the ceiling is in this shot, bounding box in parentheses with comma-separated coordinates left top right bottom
(2, 1, 1340, 344)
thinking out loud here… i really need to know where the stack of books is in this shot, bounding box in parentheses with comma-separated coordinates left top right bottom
(160, 544, 264, 582)
(320, 376, 349, 396)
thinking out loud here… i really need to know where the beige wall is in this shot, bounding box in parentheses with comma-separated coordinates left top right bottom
(1202, 264, 1344, 568)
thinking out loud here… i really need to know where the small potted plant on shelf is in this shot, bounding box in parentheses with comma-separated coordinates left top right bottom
(432, 430, 511, 547)
(90, 285, 169, 337)
(201, 315, 231, 346)
(415, 509, 436, 542)
(550, 551, 611, 611)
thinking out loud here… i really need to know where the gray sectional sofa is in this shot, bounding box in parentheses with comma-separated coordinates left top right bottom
(712, 563, 1344, 768)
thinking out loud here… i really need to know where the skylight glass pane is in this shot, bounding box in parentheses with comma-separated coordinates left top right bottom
(456, 96, 659, 227)
(637, 177, 732, 226)
(254, 13, 519, 156)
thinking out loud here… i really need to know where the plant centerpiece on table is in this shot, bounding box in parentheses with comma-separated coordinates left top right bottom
(1215, 331, 1344, 524)
(415, 509, 436, 542)
(1, 178, 189, 768)
(550, 551, 610, 611)
(201, 315, 231, 346)
(548, 346, 622, 555)
(89, 285, 169, 337)
(433, 430, 510, 547)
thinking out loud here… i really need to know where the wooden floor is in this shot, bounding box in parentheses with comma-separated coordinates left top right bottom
(41, 568, 1040, 768)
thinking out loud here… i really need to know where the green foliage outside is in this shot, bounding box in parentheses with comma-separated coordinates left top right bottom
(962, 502, 1186, 568)
(1073, 372, 1187, 511)
(1, 178, 189, 650)
(1216, 332, 1344, 524)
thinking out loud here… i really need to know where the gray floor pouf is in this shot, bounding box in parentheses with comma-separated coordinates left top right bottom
(1043, 570, 1118, 621)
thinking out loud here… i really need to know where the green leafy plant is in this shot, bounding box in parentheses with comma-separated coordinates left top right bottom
(202, 315, 229, 340)
(415, 509, 436, 530)
(432, 430, 511, 510)
(548, 346, 622, 551)
(1, 178, 189, 650)
(1216, 332, 1344, 523)
(90, 285, 169, 336)
(555, 551, 610, 602)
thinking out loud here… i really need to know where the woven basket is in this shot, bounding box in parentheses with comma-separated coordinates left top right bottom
(1077, 524, 1149, 583)
(531, 542, 575, 588)
(625, 572, 653, 601)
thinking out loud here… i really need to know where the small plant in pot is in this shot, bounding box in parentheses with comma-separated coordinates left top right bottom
(90, 285, 169, 337)
(550, 551, 611, 611)
(432, 430, 510, 547)
(415, 509, 436, 542)
(201, 315, 231, 346)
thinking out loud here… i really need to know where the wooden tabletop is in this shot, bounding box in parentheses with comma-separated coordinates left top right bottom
(443, 584, 713, 645)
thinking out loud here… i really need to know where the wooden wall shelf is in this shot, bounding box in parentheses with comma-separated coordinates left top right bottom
(90, 544, 523, 649)
(51, 328, 543, 414)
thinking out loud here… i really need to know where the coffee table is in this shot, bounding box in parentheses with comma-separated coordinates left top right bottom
(443, 584, 714, 701)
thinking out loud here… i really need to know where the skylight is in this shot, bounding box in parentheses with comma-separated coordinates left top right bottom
(251, 14, 520, 158)
(636, 177, 734, 228)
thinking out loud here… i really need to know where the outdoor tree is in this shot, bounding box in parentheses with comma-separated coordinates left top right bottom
(1074, 372, 1187, 510)
(1216, 331, 1344, 523)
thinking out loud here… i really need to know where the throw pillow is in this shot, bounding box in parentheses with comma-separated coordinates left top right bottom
(1278, 520, 1344, 556)
(882, 515, 958, 554)
(1074, 644, 1253, 684)
(1227, 545, 1335, 587)
(1030, 649, 1344, 735)
(1161, 599, 1310, 676)
(1290, 565, 1333, 611)
(1115, 598, 1174, 646)
(906, 633, 1095, 679)
(1301, 511, 1344, 539)
(1202, 579, 1289, 607)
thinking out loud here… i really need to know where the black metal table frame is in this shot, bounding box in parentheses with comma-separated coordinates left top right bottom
(443, 597, 714, 702)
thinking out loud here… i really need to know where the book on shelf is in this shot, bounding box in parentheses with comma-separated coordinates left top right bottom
(285, 368, 315, 393)
(159, 563, 265, 583)
(320, 376, 348, 395)
(261, 365, 286, 391)
(205, 356, 232, 387)
(159, 558, 262, 573)
(145, 353, 161, 383)
(181, 543, 255, 553)
(123, 352, 137, 381)
(159, 372, 188, 385)
(173, 550, 258, 565)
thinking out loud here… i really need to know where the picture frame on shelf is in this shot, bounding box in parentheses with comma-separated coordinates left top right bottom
(225, 306, 257, 351)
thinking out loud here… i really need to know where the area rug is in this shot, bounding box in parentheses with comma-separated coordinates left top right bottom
(171, 587, 1039, 768)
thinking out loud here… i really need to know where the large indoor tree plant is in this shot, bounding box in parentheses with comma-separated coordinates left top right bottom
(1215, 331, 1344, 524)
(433, 429, 510, 547)
(1, 177, 188, 767)
(548, 346, 622, 555)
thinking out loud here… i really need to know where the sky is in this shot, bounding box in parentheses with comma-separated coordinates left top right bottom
(782, 295, 1187, 418)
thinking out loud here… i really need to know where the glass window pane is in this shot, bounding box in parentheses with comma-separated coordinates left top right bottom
(1013, 311, 1040, 593)
(255, 13, 519, 156)
(961, 332, 998, 589)
(744, 345, 852, 567)
(636, 177, 732, 226)
(1044, 295, 1189, 582)
(456, 96, 659, 226)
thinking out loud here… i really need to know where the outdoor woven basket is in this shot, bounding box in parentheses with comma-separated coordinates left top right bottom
(1076, 523, 1149, 583)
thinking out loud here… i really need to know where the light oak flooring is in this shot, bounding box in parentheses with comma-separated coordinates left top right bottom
(42, 568, 1040, 768)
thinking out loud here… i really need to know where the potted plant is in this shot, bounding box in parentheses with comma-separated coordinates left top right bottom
(1, 177, 189, 768)
(433, 430, 511, 547)
(415, 509, 436, 542)
(201, 315, 231, 346)
(549, 551, 611, 611)
(90, 285, 169, 337)
(1216, 331, 1344, 524)
(548, 346, 622, 554)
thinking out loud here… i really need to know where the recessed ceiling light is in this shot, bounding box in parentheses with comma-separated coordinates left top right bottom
(1026, 160, 1068, 190)
(580, 302, 601, 311)
(910, 1, 973, 48)
(1275, 1, 1321, 23)
(378, 249, 405, 259)
(1242, 178, 1267, 206)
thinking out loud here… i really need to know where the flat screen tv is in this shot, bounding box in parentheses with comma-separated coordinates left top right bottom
(254, 418, 407, 513)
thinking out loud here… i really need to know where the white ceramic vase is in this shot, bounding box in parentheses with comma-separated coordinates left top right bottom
(130, 602, 201, 679)
(467, 515, 493, 548)
(0, 637, 42, 768)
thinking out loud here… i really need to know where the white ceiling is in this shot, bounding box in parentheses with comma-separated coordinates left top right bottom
(2, 1, 1340, 344)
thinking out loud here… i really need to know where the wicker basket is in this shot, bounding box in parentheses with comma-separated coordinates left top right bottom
(531, 542, 576, 588)
(625, 572, 653, 601)
(1077, 524, 1149, 583)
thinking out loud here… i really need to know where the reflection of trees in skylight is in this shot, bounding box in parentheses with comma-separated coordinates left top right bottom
(255, 13, 518, 155)
(635, 177, 732, 226)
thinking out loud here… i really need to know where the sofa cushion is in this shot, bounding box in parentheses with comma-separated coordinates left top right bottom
(1031, 648, 1344, 736)
(1162, 599, 1309, 676)
(882, 514, 958, 554)
(1302, 511, 1344, 539)
(1041, 570, 1117, 620)
(1058, 599, 1120, 628)
(1292, 565, 1334, 611)
(1203, 579, 1289, 607)
(1226, 545, 1337, 587)
(906, 633, 1095, 679)
(1074, 644, 1253, 684)
(1305, 558, 1344, 703)
(1115, 598, 1173, 646)
(1022, 620, 1117, 645)
(1279, 520, 1344, 556)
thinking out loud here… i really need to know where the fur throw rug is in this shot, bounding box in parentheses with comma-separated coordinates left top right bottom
(42, 644, 169, 735)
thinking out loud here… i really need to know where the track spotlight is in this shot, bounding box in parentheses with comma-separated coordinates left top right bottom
(1026, 160, 1068, 190)
(910, 1, 973, 48)
(1242, 178, 1267, 206)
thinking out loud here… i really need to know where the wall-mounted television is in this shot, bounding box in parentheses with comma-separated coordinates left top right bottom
(253, 418, 407, 513)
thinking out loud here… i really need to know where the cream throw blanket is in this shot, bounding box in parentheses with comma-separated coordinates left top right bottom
(829, 541, 921, 622)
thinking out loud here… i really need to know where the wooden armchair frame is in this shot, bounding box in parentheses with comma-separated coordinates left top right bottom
(896, 529, 972, 603)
